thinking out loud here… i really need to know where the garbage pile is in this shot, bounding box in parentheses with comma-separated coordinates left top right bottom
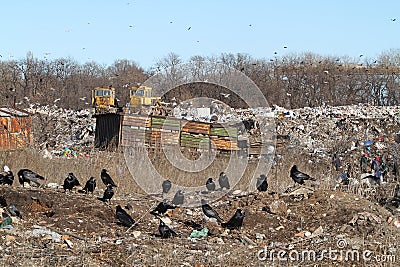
(27, 105, 95, 158)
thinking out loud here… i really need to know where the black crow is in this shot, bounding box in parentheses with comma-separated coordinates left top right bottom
(0, 166, 13, 186)
(101, 169, 117, 187)
(206, 178, 216, 191)
(256, 174, 268, 192)
(7, 204, 22, 219)
(218, 172, 230, 190)
(172, 190, 184, 205)
(222, 209, 244, 230)
(115, 205, 135, 227)
(162, 180, 172, 194)
(150, 200, 176, 216)
(201, 199, 223, 223)
(17, 169, 46, 187)
(158, 219, 177, 238)
(63, 173, 80, 192)
(361, 172, 381, 185)
(82, 177, 96, 194)
(290, 165, 316, 185)
(98, 184, 114, 203)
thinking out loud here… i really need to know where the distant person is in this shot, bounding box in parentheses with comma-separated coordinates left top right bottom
(360, 154, 369, 173)
(332, 153, 342, 171)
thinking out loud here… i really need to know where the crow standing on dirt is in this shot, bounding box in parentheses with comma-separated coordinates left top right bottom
(100, 169, 117, 187)
(172, 190, 184, 205)
(17, 169, 46, 187)
(81, 177, 96, 194)
(290, 165, 316, 185)
(0, 166, 14, 186)
(218, 172, 230, 190)
(150, 200, 176, 216)
(201, 199, 223, 223)
(206, 178, 216, 191)
(115, 205, 135, 227)
(162, 180, 172, 194)
(158, 219, 177, 238)
(63, 173, 80, 192)
(256, 174, 268, 192)
(222, 209, 244, 230)
(98, 184, 114, 203)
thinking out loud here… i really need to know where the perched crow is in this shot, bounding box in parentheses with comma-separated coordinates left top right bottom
(201, 199, 223, 223)
(98, 184, 114, 203)
(17, 169, 46, 187)
(100, 169, 117, 187)
(115, 205, 135, 227)
(218, 172, 230, 190)
(290, 165, 316, 185)
(8, 204, 22, 219)
(206, 178, 216, 191)
(172, 190, 184, 205)
(150, 200, 176, 216)
(222, 209, 244, 230)
(63, 173, 80, 192)
(0, 166, 14, 186)
(82, 177, 96, 194)
(256, 174, 268, 192)
(158, 219, 177, 238)
(162, 180, 172, 194)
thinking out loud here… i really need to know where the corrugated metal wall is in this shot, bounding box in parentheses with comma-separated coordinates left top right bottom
(94, 113, 121, 150)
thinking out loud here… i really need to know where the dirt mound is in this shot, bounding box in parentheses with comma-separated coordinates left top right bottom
(0, 185, 398, 266)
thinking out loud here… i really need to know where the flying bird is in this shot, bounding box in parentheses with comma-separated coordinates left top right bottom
(206, 178, 216, 191)
(290, 165, 316, 185)
(218, 172, 230, 190)
(115, 205, 135, 227)
(162, 180, 172, 194)
(187, 26, 191, 30)
(172, 190, 184, 206)
(17, 169, 46, 187)
(220, 93, 230, 98)
(81, 177, 96, 194)
(101, 169, 117, 187)
(159, 219, 177, 238)
(256, 174, 268, 192)
(201, 199, 223, 223)
(63, 173, 80, 192)
(7, 204, 22, 219)
(150, 200, 176, 216)
(98, 184, 114, 203)
(222, 209, 244, 230)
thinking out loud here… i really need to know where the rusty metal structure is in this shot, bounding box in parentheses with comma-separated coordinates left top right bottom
(0, 107, 32, 150)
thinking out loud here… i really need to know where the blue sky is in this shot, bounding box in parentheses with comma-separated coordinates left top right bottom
(1, 0, 399, 70)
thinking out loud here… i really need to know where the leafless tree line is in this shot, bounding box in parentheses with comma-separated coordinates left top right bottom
(1, 50, 400, 109)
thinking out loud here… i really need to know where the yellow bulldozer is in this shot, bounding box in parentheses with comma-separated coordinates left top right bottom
(129, 86, 168, 116)
(91, 86, 119, 114)
(129, 86, 161, 107)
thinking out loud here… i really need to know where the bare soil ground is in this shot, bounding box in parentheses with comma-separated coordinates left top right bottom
(0, 182, 398, 267)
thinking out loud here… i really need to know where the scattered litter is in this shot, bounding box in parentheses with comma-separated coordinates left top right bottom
(190, 227, 209, 238)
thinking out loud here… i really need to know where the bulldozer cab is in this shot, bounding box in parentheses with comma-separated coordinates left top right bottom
(92, 86, 117, 113)
(129, 86, 161, 107)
